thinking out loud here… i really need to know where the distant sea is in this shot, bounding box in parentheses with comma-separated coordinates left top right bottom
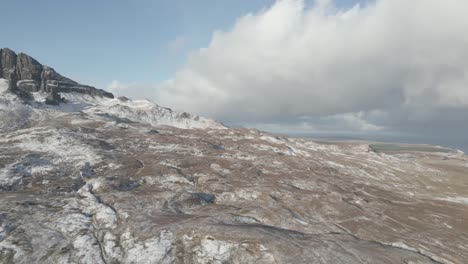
(289, 133, 468, 154)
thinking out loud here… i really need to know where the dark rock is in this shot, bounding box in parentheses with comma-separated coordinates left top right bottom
(147, 129, 160, 134)
(118, 180, 140, 192)
(20, 201, 38, 208)
(41, 66, 70, 82)
(201, 140, 224, 150)
(80, 162, 95, 178)
(44, 89, 64, 105)
(1, 48, 114, 100)
(95, 113, 134, 123)
(211, 143, 224, 150)
(178, 112, 191, 119)
(4, 68, 33, 101)
(6, 68, 18, 91)
(17, 80, 41, 92)
(192, 192, 216, 204)
(13, 88, 34, 101)
(46, 80, 114, 98)
(1, 48, 18, 80)
(16, 53, 43, 81)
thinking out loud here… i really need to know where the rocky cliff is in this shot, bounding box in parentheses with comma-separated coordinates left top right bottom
(0, 48, 113, 104)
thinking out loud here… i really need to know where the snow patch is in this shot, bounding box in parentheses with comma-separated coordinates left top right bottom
(388, 242, 450, 264)
(50, 212, 106, 264)
(160, 174, 194, 186)
(74, 183, 118, 229)
(325, 161, 346, 169)
(0, 154, 53, 189)
(218, 189, 262, 202)
(121, 229, 175, 264)
(0, 79, 8, 94)
(260, 135, 283, 145)
(15, 129, 102, 167)
(210, 163, 231, 174)
(195, 236, 238, 264)
(437, 196, 468, 204)
(59, 93, 225, 129)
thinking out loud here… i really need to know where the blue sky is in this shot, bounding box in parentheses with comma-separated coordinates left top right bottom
(1, 0, 363, 88)
(2, 0, 468, 151)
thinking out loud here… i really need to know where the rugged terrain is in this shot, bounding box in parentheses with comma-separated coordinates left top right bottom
(1, 50, 468, 264)
(1, 48, 112, 103)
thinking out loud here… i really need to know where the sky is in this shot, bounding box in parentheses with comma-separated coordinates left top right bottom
(2, 0, 468, 151)
(2, 0, 362, 85)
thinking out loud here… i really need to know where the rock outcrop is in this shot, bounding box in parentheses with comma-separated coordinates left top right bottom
(1, 48, 18, 91)
(0, 48, 113, 104)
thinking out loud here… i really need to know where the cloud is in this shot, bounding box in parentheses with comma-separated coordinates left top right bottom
(119, 0, 468, 138)
(108, 80, 129, 95)
(108, 80, 157, 100)
(244, 111, 383, 135)
(168, 35, 187, 54)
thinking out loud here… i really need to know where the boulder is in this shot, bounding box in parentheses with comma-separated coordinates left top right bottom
(44, 86, 65, 105)
(192, 192, 216, 204)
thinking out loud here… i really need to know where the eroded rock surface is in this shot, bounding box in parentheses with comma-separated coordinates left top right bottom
(0, 48, 113, 103)
(0, 90, 467, 263)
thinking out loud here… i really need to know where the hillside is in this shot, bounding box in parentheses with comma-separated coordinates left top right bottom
(0, 49, 468, 264)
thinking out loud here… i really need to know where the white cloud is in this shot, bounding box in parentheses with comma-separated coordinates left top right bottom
(168, 35, 187, 53)
(108, 80, 157, 100)
(117, 0, 468, 137)
(108, 80, 129, 95)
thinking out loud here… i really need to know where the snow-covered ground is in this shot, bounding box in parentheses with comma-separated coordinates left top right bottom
(58, 93, 225, 129)
(0, 85, 224, 130)
(438, 196, 468, 204)
(0, 79, 8, 94)
(1, 83, 468, 263)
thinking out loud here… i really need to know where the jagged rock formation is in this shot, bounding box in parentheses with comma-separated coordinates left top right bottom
(0, 48, 113, 104)
(1, 48, 19, 91)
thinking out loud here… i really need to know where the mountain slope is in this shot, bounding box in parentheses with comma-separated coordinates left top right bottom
(0, 51, 468, 264)
(0, 48, 224, 129)
(0, 78, 224, 130)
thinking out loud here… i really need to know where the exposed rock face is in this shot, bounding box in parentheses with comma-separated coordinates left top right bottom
(16, 53, 43, 82)
(1, 50, 17, 92)
(0, 48, 114, 102)
(1, 48, 18, 81)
